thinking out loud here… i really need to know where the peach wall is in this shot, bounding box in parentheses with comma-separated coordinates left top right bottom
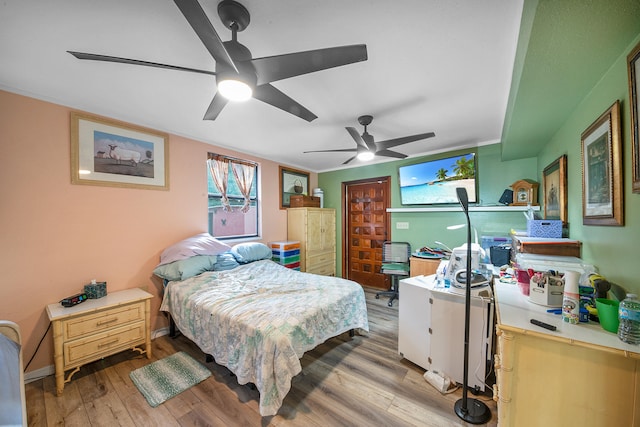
(0, 90, 316, 373)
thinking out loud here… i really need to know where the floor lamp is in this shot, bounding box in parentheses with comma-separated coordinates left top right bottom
(454, 187, 491, 424)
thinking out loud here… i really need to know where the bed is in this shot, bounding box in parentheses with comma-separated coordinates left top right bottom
(0, 320, 27, 426)
(154, 236, 369, 416)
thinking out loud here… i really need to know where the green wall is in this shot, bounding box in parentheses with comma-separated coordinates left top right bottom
(535, 33, 640, 295)
(318, 144, 537, 276)
(321, 32, 640, 296)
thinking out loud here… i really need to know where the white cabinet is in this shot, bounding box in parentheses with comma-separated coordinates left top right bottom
(287, 208, 336, 275)
(398, 276, 494, 391)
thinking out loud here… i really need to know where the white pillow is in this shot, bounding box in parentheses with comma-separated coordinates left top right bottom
(159, 233, 231, 266)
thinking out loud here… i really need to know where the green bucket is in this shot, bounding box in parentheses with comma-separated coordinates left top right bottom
(595, 298, 620, 333)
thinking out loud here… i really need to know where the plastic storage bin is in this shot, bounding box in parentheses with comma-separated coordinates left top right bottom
(269, 241, 301, 270)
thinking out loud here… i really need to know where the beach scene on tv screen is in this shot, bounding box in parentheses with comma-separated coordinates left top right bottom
(399, 153, 476, 204)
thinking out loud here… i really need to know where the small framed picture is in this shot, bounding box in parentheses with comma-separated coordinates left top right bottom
(71, 111, 169, 190)
(543, 155, 567, 223)
(581, 101, 623, 226)
(279, 166, 309, 209)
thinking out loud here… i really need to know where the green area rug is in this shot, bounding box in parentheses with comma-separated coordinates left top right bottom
(130, 351, 211, 407)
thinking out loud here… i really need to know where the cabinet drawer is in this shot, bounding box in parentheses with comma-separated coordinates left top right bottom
(63, 302, 145, 340)
(307, 252, 335, 266)
(63, 321, 146, 367)
(307, 262, 335, 276)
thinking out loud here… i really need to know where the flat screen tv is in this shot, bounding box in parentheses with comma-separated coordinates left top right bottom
(398, 152, 477, 205)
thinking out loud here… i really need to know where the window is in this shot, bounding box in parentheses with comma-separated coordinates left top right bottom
(207, 153, 259, 240)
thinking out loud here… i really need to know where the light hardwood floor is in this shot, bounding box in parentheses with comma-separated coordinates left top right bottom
(25, 288, 498, 426)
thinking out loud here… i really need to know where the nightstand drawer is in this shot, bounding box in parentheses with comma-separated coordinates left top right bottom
(63, 321, 146, 367)
(62, 302, 145, 340)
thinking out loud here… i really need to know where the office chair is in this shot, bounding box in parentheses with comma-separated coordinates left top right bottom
(375, 241, 411, 307)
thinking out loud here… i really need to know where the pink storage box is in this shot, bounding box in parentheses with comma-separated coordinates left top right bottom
(515, 269, 530, 296)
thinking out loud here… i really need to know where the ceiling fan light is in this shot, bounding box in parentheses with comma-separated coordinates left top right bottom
(218, 79, 253, 102)
(357, 151, 375, 161)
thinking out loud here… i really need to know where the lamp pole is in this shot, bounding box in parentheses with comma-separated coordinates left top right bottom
(454, 187, 491, 424)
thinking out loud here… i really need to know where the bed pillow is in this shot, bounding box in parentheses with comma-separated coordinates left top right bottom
(159, 233, 231, 266)
(153, 255, 218, 281)
(230, 242, 272, 264)
(212, 251, 240, 271)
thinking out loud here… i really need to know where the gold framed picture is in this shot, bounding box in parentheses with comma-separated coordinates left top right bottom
(71, 111, 169, 190)
(543, 155, 567, 223)
(628, 40, 640, 193)
(581, 101, 623, 226)
(279, 166, 309, 209)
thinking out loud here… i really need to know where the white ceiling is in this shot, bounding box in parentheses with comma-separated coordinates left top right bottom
(0, 0, 524, 173)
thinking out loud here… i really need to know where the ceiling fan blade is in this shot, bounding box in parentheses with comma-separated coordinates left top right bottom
(253, 84, 317, 122)
(376, 149, 408, 159)
(345, 127, 368, 149)
(252, 44, 367, 85)
(303, 148, 358, 153)
(67, 51, 216, 76)
(203, 92, 228, 120)
(376, 132, 436, 150)
(343, 155, 358, 165)
(174, 0, 238, 73)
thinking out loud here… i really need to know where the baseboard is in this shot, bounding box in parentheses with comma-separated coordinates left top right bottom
(24, 365, 54, 384)
(152, 327, 169, 339)
(25, 326, 170, 384)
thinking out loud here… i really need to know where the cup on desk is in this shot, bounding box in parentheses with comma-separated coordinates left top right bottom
(595, 298, 620, 333)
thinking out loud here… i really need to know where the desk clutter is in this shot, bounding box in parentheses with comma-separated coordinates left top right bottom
(505, 252, 640, 344)
(60, 279, 107, 307)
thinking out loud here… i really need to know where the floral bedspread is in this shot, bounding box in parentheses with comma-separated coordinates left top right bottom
(159, 259, 369, 416)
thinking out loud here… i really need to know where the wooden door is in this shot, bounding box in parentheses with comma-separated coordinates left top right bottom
(343, 178, 390, 289)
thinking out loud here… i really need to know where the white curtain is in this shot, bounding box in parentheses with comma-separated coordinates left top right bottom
(231, 162, 255, 213)
(207, 158, 232, 212)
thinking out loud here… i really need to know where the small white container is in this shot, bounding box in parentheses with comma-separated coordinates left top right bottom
(312, 188, 324, 208)
(529, 274, 564, 307)
(562, 270, 581, 324)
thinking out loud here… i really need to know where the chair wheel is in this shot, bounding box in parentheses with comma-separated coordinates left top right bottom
(375, 295, 380, 299)
(388, 301, 393, 307)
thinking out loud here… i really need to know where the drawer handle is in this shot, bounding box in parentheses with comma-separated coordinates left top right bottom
(98, 338, 119, 348)
(96, 317, 118, 326)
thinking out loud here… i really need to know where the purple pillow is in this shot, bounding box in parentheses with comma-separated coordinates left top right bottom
(158, 233, 231, 266)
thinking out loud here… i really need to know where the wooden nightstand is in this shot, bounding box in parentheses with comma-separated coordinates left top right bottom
(46, 288, 152, 395)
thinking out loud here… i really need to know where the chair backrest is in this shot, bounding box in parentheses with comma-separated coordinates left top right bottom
(382, 241, 411, 263)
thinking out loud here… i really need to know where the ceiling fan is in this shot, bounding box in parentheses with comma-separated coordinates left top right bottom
(304, 115, 436, 164)
(67, 0, 367, 122)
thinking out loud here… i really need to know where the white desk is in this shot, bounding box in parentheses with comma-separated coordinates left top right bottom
(399, 275, 494, 391)
(494, 281, 640, 426)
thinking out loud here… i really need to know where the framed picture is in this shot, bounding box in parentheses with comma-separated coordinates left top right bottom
(628, 40, 640, 193)
(581, 101, 623, 226)
(543, 155, 567, 223)
(279, 166, 309, 209)
(71, 112, 169, 190)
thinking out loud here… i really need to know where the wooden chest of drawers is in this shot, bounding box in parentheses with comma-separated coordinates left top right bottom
(46, 288, 152, 395)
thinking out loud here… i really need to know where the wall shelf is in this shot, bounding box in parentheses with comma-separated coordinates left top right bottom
(387, 205, 540, 213)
